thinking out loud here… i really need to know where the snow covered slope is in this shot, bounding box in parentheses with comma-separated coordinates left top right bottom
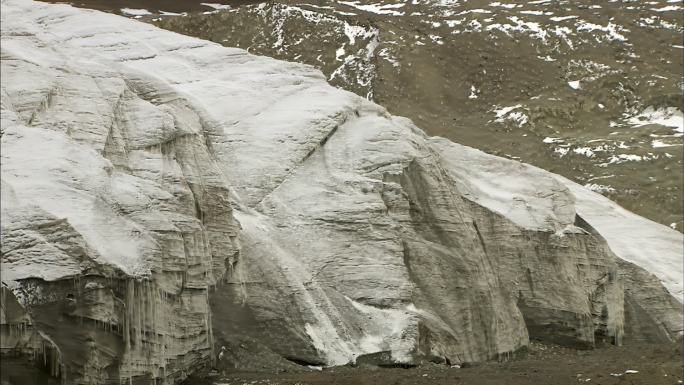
(152, 0, 684, 232)
(432, 140, 684, 302)
(0, 0, 681, 383)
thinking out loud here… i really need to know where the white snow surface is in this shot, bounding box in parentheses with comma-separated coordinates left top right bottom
(120, 8, 152, 16)
(200, 3, 231, 10)
(559, 178, 684, 302)
(433, 141, 684, 302)
(338, 1, 405, 15)
(627, 106, 684, 133)
(493, 104, 528, 126)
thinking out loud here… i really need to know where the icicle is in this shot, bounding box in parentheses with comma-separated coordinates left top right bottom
(124, 280, 131, 350)
(206, 286, 214, 367)
(61, 363, 67, 385)
(37, 331, 65, 384)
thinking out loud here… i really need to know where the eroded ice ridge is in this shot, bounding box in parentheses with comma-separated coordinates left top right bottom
(1, 0, 682, 384)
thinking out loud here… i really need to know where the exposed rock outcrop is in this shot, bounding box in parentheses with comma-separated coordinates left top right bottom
(0, 1, 681, 384)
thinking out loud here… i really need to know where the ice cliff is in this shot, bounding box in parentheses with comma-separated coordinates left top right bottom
(0, 0, 682, 384)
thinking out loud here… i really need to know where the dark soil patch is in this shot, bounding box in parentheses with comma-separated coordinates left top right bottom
(188, 342, 684, 385)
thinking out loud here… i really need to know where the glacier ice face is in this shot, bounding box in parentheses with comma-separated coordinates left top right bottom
(0, 0, 681, 384)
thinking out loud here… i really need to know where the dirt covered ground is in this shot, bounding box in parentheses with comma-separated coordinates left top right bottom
(1, 338, 682, 385)
(181, 342, 684, 385)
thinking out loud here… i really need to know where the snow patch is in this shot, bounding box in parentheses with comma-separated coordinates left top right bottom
(520, 10, 553, 15)
(584, 183, 616, 194)
(550, 15, 578, 22)
(576, 21, 628, 42)
(489, 2, 519, 9)
(338, 1, 405, 16)
(651, 5, 682, 12)
(627, 107, 684, 133)
(568, 80, 581, 89)
(120, 8, 151, 16)
(468, 85, 479, 99)
(200, 3, 231, 10)
(652, 139, 678, 148)
(493, 104, 528, 126)
(573, 147, 595, 157)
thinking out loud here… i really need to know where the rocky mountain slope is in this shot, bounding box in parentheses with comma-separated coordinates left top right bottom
(143, 0, 684, 232)
(1, 1, 682, 384)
